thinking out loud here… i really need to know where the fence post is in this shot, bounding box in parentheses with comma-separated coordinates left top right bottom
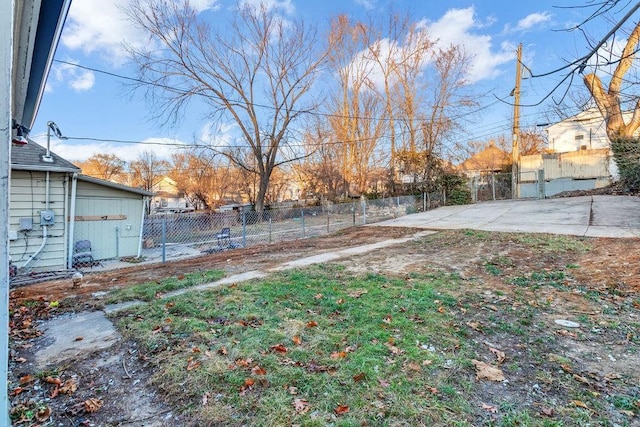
(423, 192, 426, 211)
(301, 209, 306, 238)
(242, 211, 247, 248)
(361, 197, 367, 225)
(326, 212, 330, 233)
(352, 204, 356, 226)
(537, 169, 546, 199)
(492, 174, 496, 201)
(269, 217, 272, 243)
(161, 217, 166, 263)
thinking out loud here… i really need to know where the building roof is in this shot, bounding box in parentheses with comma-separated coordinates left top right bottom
(459, 141, 511, 173)
(11, 139, 80, 173)
(78, 174, 155, 197)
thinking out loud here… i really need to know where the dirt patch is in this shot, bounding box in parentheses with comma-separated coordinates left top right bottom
(8, 227, 640, 426)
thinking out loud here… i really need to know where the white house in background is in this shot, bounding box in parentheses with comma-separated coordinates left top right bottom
(151, 176, 195, 212)
(546, 107, 639, 153)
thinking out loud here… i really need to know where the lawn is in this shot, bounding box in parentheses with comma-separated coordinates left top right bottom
(111, 230, 640, 426)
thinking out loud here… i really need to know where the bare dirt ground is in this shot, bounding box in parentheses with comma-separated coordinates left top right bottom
(8, 225, 640, 426)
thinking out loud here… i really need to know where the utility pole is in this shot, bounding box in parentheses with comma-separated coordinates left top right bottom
(512, 43, 522, 199)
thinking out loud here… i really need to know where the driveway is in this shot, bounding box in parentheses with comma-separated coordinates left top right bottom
(377, 195, 640, 238)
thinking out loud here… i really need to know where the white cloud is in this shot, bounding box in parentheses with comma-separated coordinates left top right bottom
(420, 7, 513, 83)
(32, 134, 187, 163)
(50, 61, 95, 92)
(516, 12, 552, 31)
(199, 121, 237, 147)
(61, 0, 219, 66)
(354, 0, 376, 10)
(239, 0, 295, 15)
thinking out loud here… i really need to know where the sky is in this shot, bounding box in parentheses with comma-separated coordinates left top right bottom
(28, 0, 637, 163)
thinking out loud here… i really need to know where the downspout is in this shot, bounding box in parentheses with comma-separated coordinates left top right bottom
(63, 174, 69, 267)
(67, 172, 77, 269)
(137, 197, 148, 257)
(22, 171, 50, 268)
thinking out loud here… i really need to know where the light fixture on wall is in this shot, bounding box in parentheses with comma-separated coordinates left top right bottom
(11, 120, 29, 146)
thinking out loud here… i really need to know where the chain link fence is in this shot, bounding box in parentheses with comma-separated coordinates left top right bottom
(142, 193, 445, 262)
(469, 172, 513, 202)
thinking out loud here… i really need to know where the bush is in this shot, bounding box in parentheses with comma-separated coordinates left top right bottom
(611, 137, 640, 191)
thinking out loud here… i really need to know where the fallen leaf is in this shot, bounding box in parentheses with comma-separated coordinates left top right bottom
(334, 404, 350, 415)
(50, 386, 59, 398)
(19, 374, 35, 385)
(84, 398, 103, 413)
(314, 293, 323, 299)
(271, 343, 288, 354)
(573, 374, 590, 385)
(378, 379, 390, 388)
(60, 379, 78, 395)
(44, 376, 62, 386)
(217, 346, 228, 355)
(330, 351, 347, 359)
(252, 366, 267, 375)
(306, 321, 318, 328)
(288, 386, 298, 395)
(336, 298, 345, 304)
(348, 289, 368, 298)
(488, 347, 506, 364)
(481, 403, 498, 413)
(405, 362, 422, 372)
(236, 358, 251, 367)
(192, 347, 201, 353)
(74, 336, 84, 341)
(292, 335, 302, 345)
(570, 400, 589, 409)
(382, 315, 392, 324)
(472, 360, 505, 381)
(186, 357, 201, 371)
(35, 406, 51, 422)
(353, 372, 365, 381)
(202, 392, 211, 406)
(437, 307, 446, 313)
(14, 357, 27, 363)
(10, 387, 23, 396)
(244, 378, 255, 387)
(293, 398, 310, 414)
(467, 321, 482, 332)
(422, 360, 433, 366)
(426, 386, 439, 394)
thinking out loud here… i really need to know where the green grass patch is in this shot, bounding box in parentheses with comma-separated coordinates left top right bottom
(105, 269, 225, 303)
(510, 234, 591, 253)
(115, 265, 477, 426)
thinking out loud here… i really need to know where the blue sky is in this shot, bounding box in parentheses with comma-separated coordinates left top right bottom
(29, 0, 634, 162)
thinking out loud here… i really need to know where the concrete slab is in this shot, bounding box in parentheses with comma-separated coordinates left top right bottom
(35, 311, 120, 368)
(377, 195, 640, 238)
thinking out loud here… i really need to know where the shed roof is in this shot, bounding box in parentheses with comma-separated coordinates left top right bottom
(78, 174, 154, 197)
(11, 139, 80, 173)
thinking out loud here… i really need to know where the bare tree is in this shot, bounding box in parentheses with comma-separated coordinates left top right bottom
(129, 150, 169, 193)
(125, 1, 330, 211)
(75, 153, 126, 182)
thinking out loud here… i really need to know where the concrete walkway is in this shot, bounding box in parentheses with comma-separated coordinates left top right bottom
(377, 195, 640, 238)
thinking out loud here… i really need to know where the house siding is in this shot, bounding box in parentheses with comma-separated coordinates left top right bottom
(9, 170, 69, 271)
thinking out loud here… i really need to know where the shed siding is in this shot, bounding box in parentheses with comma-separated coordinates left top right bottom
(74, 180, 146, 261)
(9, 170, 68, 271)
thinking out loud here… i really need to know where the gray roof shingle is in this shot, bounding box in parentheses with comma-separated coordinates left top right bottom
(11, 139, 80, 173)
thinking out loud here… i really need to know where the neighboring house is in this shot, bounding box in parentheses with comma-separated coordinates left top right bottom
(151, 176, 194, 212)
(518, 108, 623, 197)
(458, 141, 510, 176)
(10, 141, 153, 272)
(546, 107, 613, 153)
